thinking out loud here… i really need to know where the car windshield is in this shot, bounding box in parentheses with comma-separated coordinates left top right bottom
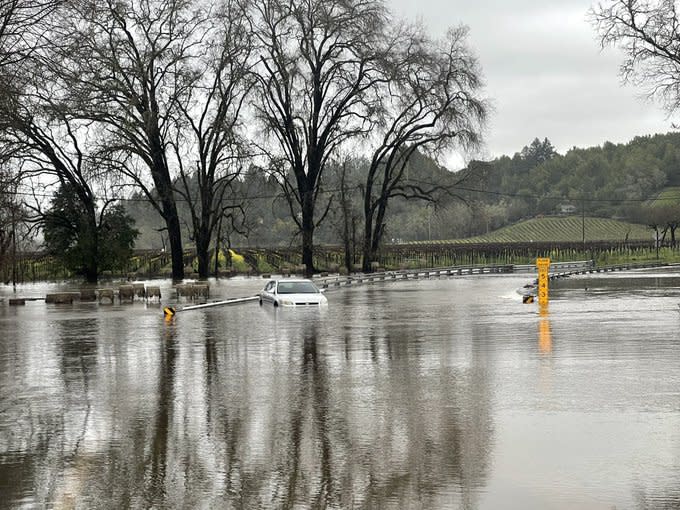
(277, 281, 319, 294)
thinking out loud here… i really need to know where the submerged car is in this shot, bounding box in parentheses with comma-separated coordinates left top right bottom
(259, 278, 328, 307)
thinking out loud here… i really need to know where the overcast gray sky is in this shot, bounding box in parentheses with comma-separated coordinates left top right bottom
(388, 0, 673, 165)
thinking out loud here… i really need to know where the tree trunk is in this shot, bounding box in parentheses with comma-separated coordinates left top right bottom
(302, 227, 314, 275)
(214, 215, 222, 278)
(154, 185, 184, 281)
(83, 265, 98, 284)
(339, 168, 353, 274)
(343, 224, 352, 274)
(149, 127, 184, 281)
(671, 225, 677, 248)
(84, 206, 99, 284)
(196, 228, 211, 279)
(301, 191, 315, 275)
(166, 211, 184, 281)
(362, 196, 388, 272)
(361, 210, 373, 273)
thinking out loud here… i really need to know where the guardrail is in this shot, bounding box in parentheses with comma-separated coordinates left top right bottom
(313, 260, 672, 290)
(548, 261, 667, 280)
(513, 260, 594, 273)
(313, 264, 516, 289)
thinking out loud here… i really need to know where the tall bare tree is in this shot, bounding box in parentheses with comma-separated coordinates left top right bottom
(361, 25, 487, 271)
(0, 75, 128, 283)
(44, 0, 216, 281)
(591, 0, 680, 114)
(0, 0, 63, 263)
(249, 0, 391, 274)
(172, 0, 254, 278)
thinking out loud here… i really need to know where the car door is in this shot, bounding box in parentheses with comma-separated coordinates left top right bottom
(262, 281, 276, 304)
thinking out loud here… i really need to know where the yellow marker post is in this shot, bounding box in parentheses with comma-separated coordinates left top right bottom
(536, 257, 550, 306)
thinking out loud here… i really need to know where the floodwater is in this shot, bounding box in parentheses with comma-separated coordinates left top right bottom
(2, 269, 680, 509)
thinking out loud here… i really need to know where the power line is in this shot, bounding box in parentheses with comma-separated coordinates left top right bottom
(2, 178, 680, 205)
(444, 185, 680, 204)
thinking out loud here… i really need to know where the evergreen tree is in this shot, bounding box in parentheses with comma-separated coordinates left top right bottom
(43, 185, 138, 281)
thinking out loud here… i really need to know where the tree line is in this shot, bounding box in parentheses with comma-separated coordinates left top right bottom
(480, 133, 680, 223)
(0, 0, 487, 282)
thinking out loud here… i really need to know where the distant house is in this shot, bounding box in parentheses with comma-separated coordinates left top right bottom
(558, 204, 577, 215)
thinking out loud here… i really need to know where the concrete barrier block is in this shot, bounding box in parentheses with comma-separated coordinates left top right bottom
(175, 283, 192, 298)
(146, 286, 161, 301)
(45, 293, 75, 304)
(118, 285, 135, 303)
(194, 284, 209, 299)
(79, 288, 97, 302)
(132, 283, 146, 299)
(97, 289, 114, 304)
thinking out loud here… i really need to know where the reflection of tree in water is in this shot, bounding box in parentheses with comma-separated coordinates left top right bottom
(0, 425, 57, 505)
(142, 321, 177, 505)
(357, 321, 492, 508)
(1, 298, 493, 508)
(22, 316, 184, 508)
(0, 317, 101, 506)
(236, 315, 495, 508)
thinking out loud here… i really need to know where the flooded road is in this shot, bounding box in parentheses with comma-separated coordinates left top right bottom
(2, 270, 680, 509)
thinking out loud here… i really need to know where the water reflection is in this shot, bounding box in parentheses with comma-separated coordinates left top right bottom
(2, 274, 680, 508)
(538, 305, 552, 355)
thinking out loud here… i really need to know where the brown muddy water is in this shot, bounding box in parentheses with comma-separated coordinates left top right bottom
(1, 269, 680, 509)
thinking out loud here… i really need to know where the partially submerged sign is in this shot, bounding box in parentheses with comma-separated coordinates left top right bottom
(536, 257, 551, 306)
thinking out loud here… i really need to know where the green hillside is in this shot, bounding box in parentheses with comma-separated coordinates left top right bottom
(425, 216, 652, 244)
(649, 186, 680, 206)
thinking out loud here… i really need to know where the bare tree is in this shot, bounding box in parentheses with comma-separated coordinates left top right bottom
(43, 0, 218, 281)
(0, 0, 63, 281)
(172, 0, 254, 278)
(0, 79, 127, 282)
(249, 0, 391, 274)
(591, 0, 680, 114)
(328, 157, 362, 273)
(361, 25, 487, 271)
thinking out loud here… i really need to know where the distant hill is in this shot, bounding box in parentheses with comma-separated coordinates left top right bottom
(648, 186, 680, 206)
(126, 132, 680, 249)
(482, 132, 680, 220)
(414, 216, 652, 244)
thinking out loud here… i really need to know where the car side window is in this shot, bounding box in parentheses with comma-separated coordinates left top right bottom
(265, 281, 275, 291)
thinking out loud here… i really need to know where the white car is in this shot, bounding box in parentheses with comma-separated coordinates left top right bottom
(259, 278, 328, 307)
